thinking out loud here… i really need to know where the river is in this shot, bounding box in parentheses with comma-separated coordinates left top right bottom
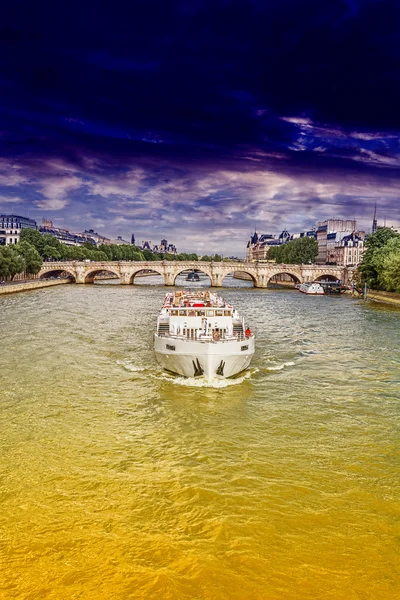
(0, 277, 399, 599)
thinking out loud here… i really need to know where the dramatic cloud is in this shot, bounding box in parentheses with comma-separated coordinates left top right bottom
(0, 0, 399, 253)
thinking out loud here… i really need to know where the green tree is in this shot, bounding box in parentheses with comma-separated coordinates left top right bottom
(379, 249, 400, 292)
(98, 244, 113, 260)
(201, 255, 211, 261)
(0, 245, 26, 280)
(15, 241, 42, 274)
(42, 244, 61, 260)
(359, 228, 400, 288)
(267, 237, 318, 264)
(142, 249, 155, 261)
(19, 227, 45, 254)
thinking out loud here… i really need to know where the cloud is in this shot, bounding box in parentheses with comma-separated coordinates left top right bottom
(0, 195, 25, 204)
(0, 0, 399, 252)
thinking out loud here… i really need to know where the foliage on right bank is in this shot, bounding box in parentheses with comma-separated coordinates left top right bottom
(358, 228, 400, 292)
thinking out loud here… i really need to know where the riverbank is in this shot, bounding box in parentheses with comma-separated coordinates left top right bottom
(0, 278, 71, 296)
(366, 289, 400, 307)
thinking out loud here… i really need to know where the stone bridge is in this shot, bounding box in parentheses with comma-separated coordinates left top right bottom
(38, 261, 354, 288)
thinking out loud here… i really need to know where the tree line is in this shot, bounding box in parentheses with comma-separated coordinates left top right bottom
(0, 241, 42, 280)
(267, 236, 318, 264)
(0, 229, 234, 280)
(358, 227, 400, 292)
(18, 228, 201, 263)
(0, 228, 205, 280)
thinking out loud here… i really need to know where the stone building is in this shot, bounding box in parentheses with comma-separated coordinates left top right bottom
(329, 231, 365, 267)
(77, 229, 111, 244)
(39, 220, 92, 246)
(245, 232, 279, 261)
(142, 239, 177, 254)
(0, 214, 37, 245)
(316, 220, 357, 264)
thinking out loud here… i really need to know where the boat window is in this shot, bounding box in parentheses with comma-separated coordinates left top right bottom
(224, 310, 230, 316)
(216, 310, 223, 316)
(179, 310, 187, 316)
(188, 310, 196, 316)
(170, 310, 178, 316)
(206, 310, 214, 317)
(197, 310, 205, 316)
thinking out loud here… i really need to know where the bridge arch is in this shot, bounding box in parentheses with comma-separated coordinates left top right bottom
(129, 267, 165, 285)
(84, 267, 121, 284)
(39, 268, 76, 282)
(221, 270, 256, 287)
(173, 267, 212, 286)
(314, 273, 341, 282)
(266, 271, 301, 287)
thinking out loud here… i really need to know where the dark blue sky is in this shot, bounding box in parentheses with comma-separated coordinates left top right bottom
(1, 0, 399, 253)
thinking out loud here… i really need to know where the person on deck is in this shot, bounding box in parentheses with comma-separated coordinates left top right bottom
(245, 327, 251, 337)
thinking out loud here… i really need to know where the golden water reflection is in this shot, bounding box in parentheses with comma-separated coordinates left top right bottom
(0, 284, 399, 599)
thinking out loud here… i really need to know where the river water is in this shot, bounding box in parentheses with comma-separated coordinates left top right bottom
(1, 277, 399, 599)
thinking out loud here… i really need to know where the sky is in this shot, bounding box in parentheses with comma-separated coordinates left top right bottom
(0, 0, 399, 255)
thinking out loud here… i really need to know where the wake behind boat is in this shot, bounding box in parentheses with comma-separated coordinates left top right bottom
(154, 290, 255, 380)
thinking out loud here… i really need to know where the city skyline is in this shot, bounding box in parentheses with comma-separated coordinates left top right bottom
(1, 1, 400, 254)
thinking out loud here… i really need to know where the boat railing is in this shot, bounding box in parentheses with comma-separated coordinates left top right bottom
(156, 332, 253, 342)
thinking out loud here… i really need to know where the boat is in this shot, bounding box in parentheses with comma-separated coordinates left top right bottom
(297, 281, 325, 295)
(154, 290, 255, 380)
(186, 271, 200, 281)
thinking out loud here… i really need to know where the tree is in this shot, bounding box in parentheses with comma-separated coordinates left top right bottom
(142, 249, 155, 261)
(42, 244, 61, 261)
(379, 251, 400, 292)
(268, 237, 318, 264)
(98, 244, 113, 260)
(359, 228, 400, 288)
(15, 241, 42, 274)
(19, 227, 45, 254)
(0, 245, 26, 280)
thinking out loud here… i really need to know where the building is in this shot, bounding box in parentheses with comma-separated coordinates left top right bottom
(290, 229, 317, 241)
(0, 214, 37, 245)
(141, 239, 177, 254)
(77, 229, 111, 245)
(39, 219, 92, 246)
(110, 235, 131, 245)
(246, 231, 291, 261)
(159, 239, 177, 254)
(330, 231, 365, 267)
(316, 220, 357, 264)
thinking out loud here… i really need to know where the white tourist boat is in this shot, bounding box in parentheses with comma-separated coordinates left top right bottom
(154, 290, 255, 380)
(297, 281, 325, 295)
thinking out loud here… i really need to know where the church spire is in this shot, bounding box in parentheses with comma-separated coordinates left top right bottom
(372, 202, 377, 234)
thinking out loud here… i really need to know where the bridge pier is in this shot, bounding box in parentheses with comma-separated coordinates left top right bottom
(255, 274, 267, 288)
(119, 269, 131, 285)
(164, 272, 175, 286)
(211, 273, 223, 287)
(75, 266, 86, 284)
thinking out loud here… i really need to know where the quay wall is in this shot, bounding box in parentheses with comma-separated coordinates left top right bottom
(0, 279, 71, 296)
